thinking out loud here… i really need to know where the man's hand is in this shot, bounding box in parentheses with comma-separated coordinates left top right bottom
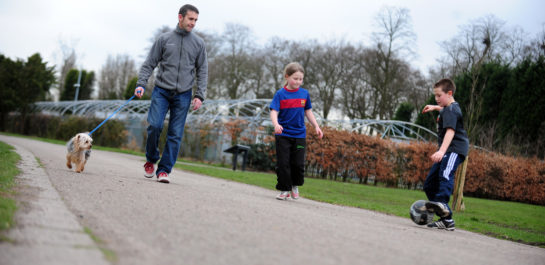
(192, 97, 202, 110)
(134, 87, 145, 98)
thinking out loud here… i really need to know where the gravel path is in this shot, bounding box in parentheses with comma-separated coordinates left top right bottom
(1, 135, 544, 265)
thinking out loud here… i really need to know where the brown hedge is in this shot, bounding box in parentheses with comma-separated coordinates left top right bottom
(463, 149, 545, 205)
(303, 125, 545, 205)
(306, 126, 397, 185)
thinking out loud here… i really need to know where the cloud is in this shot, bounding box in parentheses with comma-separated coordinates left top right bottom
(0, 0, 543, 76)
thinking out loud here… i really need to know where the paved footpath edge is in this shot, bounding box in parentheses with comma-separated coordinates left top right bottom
(0, 142, 109, 265)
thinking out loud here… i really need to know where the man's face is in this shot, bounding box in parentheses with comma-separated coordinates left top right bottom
(178, 11, 198, 32)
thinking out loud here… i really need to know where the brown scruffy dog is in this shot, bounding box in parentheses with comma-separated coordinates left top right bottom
(66, 133, 93, 173)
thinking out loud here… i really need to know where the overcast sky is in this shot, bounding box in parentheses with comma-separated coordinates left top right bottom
(1, 0, 543, 77)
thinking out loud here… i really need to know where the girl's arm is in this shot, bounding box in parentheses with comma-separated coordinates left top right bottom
(305, 109, 323, 139)
(270, 110, 283, 134)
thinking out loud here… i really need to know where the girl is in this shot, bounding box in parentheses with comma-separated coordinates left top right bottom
(269, 62, 323, 200)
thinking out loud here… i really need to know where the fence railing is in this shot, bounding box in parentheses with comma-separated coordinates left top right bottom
(33, 99, 437, 143)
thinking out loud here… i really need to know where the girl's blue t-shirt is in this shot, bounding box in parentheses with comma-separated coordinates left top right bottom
(269, 87, 312, 138)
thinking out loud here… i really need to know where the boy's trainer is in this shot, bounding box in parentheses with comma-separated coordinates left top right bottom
(425, 201, 450, 217)
(144, 162, 155, 178)
(427, 219, 455, 231)
(276, 191, 290, 200)
(157, 172, 170, 183)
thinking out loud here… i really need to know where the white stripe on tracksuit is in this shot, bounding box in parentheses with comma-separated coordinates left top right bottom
(442, 153, 458, 180)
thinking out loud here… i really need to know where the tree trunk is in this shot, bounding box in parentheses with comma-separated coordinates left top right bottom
(0, 112, 6, 131)
(452, 156, 468, 211)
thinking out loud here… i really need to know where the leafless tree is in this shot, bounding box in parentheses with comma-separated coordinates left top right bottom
(371, 6, 416, 60)
(435, 15, 522, 142)
(362, 46, 412, 120)
(261, 37, 292, 96)
(206, 57, 224, 99)
(195, 30, 222, 60)
(53, 39, 78, 101)
(438, 15, 506, 77)
(522, 23, 545, 60)
(246, 50, 269, 98)
(98, 54, 137, 99)
(405, 68, 430, 116)
(195, 30, 223, 99)
(288, 40, 319, 84)
(340, 44, 372, 120)
(363, 6, 416, 120)
(306, 40, 353, 119)
(216, 23, 257, 99)
(500, 26, 528, 66)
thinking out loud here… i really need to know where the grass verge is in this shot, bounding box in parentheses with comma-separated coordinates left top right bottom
(83, 227, 118, 262)
(174, 162, 545, 247)
(0, 141, 20, 234)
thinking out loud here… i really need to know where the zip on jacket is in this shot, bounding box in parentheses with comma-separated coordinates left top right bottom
(137, 24, 208, 101)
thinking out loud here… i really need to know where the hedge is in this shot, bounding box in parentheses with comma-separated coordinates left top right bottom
(4, 113, 127, 148)
(305, 126, 545, 205)
(242, 125, 544, 205)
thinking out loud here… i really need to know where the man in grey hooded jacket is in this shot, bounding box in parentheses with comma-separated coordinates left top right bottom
(134, 4, 207, 184)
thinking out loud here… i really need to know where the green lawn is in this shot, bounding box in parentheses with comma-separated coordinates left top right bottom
(174, 162, 545, 247)
(0, 141, 20, 232)
(2, 132, 544, 247)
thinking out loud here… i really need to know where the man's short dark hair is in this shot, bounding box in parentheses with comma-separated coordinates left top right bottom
(434, 78, 456, 95)
(179, 4, 199, 16)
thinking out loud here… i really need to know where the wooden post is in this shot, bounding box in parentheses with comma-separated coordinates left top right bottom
(452, 156, 468, 211)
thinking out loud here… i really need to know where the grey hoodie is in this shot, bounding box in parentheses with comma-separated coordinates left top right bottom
(137, 25, 208, 101)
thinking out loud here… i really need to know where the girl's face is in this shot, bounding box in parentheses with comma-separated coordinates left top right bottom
(285, 71, 304, 90)
(434, 87, 453, 107)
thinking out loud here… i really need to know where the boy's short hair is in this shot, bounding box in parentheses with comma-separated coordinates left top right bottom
(179, 4, 199, 16)
(434, 78, 456, 95)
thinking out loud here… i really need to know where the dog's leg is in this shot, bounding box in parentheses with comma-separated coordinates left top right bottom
(66, 154, 72, 169)
(75, 162, 83, 173)
(80, 161, 86, 172)
(75, 152, 85, 173)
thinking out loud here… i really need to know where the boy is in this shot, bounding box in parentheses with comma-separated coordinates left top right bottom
(421, 78, 469, 231)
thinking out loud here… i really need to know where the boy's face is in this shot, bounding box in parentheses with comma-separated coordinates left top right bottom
(433, 87, 453, 107)
(285, 71, 304, 90)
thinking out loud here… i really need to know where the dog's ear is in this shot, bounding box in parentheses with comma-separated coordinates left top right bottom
(76, 135, 80, 141)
